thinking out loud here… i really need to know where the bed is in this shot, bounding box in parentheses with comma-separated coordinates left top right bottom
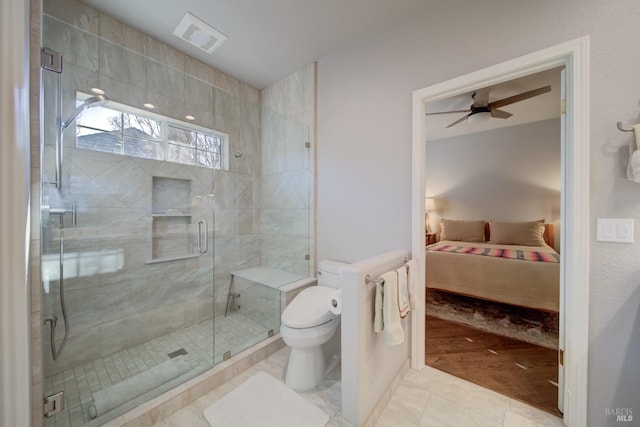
(426, 220, 559, 312)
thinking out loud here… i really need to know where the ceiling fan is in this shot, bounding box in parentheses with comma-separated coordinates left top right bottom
(426, 85, 552, 128)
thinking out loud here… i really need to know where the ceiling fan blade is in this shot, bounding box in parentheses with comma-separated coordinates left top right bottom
(489, 86, 551, 109)
(426, 109, 470, 116)
(472, 87, 490, 107)
(491, 109, 513, 119)
(446, 115, 469, 128)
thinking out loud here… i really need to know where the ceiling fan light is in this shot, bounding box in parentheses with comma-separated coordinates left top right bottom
(467, 111, 491, 124)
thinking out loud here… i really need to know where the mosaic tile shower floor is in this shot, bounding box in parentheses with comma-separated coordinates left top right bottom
(44, 312, 273, 427)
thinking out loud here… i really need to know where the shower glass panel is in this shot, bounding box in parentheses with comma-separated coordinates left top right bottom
(40, 5, 313, 426)
(40, 15, 216, 423)
(212, 103, 312, 361)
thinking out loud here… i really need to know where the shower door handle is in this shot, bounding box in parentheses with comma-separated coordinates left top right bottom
(46, 204, 77, 226)
(197, 220, 208, 254)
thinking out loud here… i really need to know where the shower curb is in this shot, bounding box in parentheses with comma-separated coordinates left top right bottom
(101, 335, 285, 427)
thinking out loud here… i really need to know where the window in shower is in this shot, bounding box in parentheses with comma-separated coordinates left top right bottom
(167, 124, 224, 169)
(74, 93, 229, 169)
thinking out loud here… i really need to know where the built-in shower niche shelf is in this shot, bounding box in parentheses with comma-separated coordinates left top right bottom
(150, 177, 195, 262)
(145, 254, 199, 264)
(150, 215, 195, 262)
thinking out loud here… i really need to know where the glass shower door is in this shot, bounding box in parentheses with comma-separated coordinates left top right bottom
(40, 50, 216, 426)
(211, 100, 312, 362)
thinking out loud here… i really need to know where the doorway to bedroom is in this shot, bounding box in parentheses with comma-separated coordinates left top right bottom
(423, 66, 563, 416)
(412, 37, 590, 426)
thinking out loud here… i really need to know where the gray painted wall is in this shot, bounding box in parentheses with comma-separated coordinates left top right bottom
(426, 118, 561, 250)
(317, 1, 640, 425)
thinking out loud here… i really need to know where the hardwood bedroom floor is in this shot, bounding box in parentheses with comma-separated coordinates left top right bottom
(425, 315, 562, 417)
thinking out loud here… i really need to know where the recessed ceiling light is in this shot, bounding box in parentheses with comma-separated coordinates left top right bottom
(173, 12, 227, 54)
(185, 115, 195, 121)
(90, 87, 105, 95)
(143, 103, 156, 109)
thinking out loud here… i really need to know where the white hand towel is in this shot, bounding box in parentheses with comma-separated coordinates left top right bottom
(374, 281, 384, 333)
(381, 270, 404, 346)
(632, 148, 640, 183)
(627, 124, 640, 181)
(396, 266, 410, 318)
(405, 259, 419, 310)
(632, 149, 640, 167)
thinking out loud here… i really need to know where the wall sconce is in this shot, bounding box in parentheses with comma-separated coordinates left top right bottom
(424, 198, 435, 233)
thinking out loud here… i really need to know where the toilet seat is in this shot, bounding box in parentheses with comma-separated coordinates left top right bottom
(281, 286, 337, 329)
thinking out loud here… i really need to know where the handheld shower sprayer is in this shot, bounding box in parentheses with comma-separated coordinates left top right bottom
(60, 94, 109, 132)
(54, 94, 109, 189)
(45, 93, 109, 361)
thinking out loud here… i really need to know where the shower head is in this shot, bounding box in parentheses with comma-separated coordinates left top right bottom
(61, 94, 109, 131)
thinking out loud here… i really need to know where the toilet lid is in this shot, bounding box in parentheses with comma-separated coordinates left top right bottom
(281, 286, 337, 328)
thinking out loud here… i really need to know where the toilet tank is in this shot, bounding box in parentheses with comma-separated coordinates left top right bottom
(317, 260, 345, 289)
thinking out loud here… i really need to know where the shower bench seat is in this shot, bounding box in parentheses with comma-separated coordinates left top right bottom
(230, 266, 305, 289)
(224, 266, 314, 316)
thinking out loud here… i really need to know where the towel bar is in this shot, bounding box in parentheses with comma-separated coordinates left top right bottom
(365, 275, 385, 286)
(365, 261, 410, 287)
(364, 257, 409, 286)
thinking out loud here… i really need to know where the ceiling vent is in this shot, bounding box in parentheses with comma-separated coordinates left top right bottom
(173, 12, 227, 54)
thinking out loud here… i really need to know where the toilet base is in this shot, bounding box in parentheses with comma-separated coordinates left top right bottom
(284, 346, 326, 391)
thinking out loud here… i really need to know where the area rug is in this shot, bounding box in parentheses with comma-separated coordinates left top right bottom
(426, 289, 559, 349)
(203, 371, 329, 427)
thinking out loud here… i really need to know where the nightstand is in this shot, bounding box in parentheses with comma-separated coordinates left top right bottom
(425, 233, 436, 245)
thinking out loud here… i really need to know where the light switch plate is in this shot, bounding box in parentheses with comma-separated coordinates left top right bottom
(596, 218, 634, 243)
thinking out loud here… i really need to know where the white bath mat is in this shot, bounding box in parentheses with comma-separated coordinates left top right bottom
(203, 371, 329, 427)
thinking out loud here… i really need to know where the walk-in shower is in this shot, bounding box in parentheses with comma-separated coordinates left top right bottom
(38, 3, 312, 425)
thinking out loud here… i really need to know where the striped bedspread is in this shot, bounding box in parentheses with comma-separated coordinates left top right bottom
(429, 244, 560, 263)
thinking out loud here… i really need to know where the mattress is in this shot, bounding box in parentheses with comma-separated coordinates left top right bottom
(426, 240, 560, 312)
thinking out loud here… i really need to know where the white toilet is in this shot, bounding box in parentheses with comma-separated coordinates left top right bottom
(280, 260, 343, 391)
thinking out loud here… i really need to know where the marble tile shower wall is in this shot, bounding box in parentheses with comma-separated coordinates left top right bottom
(41, 0, 263, 375)
(42, 150, 219, 376)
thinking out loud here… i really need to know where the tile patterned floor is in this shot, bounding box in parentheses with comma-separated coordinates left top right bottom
(44, 312, 273, 427)
(44, 321, 564, 427)
(376, 365, 564, 427)
(154, 347, 564, 427)
(151, 347, 342, 427)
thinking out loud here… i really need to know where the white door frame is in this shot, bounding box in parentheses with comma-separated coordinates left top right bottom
(410, 37, 589, 427)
